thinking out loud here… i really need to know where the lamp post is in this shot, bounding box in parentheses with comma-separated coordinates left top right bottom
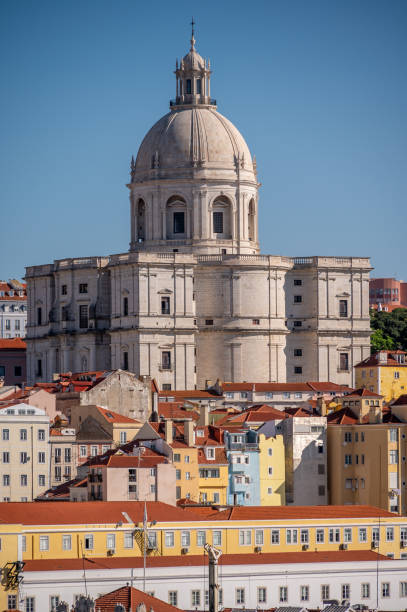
(204, 543, 222, 612)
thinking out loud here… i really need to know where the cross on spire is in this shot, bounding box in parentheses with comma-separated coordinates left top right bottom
(190, 17, 196, 50)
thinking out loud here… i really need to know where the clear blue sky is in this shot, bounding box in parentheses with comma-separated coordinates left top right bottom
(1, 0, 406, 281)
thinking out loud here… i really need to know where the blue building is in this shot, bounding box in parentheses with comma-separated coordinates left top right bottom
(224, 428, 260, 506)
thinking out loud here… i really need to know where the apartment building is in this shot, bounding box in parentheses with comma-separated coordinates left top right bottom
(70, 404, 142, 445)
(0, 279, 27, 338)
(328, 394, 407, 514)
(49, 427, 77, 488)
(0, 338, 26, 386)
(355, 350, 407, 402)
(0, 403, 50, 501)
(87, 449, 176, 504)
(370, 277, 407, 311)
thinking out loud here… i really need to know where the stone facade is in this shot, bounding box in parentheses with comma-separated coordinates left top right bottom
(25, 35, 371, 390)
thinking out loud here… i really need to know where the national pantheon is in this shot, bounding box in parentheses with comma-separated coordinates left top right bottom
(26, 31, 371, 389)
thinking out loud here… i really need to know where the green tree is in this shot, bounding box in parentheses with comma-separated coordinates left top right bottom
(370, 328, 395, 352)
(370, 308, 407, 352)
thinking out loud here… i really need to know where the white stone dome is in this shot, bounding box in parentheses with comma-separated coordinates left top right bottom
(134, 107, 254, 179)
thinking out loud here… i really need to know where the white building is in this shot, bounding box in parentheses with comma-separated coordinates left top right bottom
(20, 552, 407, 612)
(25, 31, 371, 390)
(0, 403, 50, 501)
(0, 279, 27, 338)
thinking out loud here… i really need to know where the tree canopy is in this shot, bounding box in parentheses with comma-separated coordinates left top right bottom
(370, 308, 407, 353)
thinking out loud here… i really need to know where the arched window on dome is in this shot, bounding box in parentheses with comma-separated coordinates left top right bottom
(137, 198, 146, 242)
(248, 198, 255, 242)
(166, 195, 187, 240)
(212, 196, 232, 240)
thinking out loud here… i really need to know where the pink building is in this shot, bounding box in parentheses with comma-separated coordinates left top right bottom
(370, 278, 407, 311)
(0, 338, 26, 385)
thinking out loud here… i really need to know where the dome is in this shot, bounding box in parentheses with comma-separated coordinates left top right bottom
(134, 107, 254, 178)
(182, 48, 205, 70)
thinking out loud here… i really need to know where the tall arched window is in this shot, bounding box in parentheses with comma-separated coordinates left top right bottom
(166, 195, 187, 239)
(248, 199, 255, 242)
(137, 198, 146, 241)
(212, 196, 232, 239)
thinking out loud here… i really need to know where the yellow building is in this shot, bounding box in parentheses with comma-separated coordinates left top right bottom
(151, 420, 200, 502)
(70, 404, 142, 444)
(327, 394, 407, 514)
(355, 350, 407, 402)
(258, 431, 286, 506)
(2, 500, 407, 609)
(198, 447, 228, 504)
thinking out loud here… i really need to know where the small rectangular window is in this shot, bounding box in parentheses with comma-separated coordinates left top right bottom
(39, 535, 49, 551)
(279, 586, 288, 602)
(294, 295, 302, 303)
(165, 531, 175, 547)
(294, 366, 302, 374)
(161, 351, 171, 370)
(294, 279, 302, 286)
(37, 307, 42, 326)
(84, 534, 94, 550)
(161, 296, 170, 314)
(123, 296, 129, 316)
(236, 588, 245, 605)
(62, 534, 72, 550)
(169, 591, 178, 606)
(61, 284, 67, 295)
(293, 320, 302, 327)
(79, 283, 88, 294)
(257, 587, 266, 604)
(196, 78, 202, 94)
(294, 348, 303, 357)
(205, 319, 214, 325)
(340, 352, 349, 371)
(213, 211, 224, 233)
(173, 212, 185, 234)
(123, 351, 129, 371)
(79, 305, 88, 329)
(339, 299, 348, 317)
(36, 359, 42, 377)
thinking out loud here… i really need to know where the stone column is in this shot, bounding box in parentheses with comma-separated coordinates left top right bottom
(130, 192, 136, 250)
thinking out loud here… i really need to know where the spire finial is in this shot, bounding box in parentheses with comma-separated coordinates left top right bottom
(190, 17, 196, 50)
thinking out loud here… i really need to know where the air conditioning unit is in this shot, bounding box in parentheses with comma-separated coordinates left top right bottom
(107, 549, 115, 556)
(340, 543, 348, 550)
(254, 546, 262, 553)
(371, 541, 378, 549)
(181, 547, 189, 554)
(302, 544, 309, 551)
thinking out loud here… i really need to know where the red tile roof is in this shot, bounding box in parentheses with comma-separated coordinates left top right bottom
(0, 338, 26, 350)
(158, 390, 219, 399)
(96, 405, 142, 425)
(0, 501, 205, 525)
(95, 586, 183, 612)
(204, 505, 395, 520)
(23, 550, 389, 573)
(343, 388, 383, 399)
(198, 447, 228, 465)
(355, 351, 407, 368)
(157, 402, 200, 421)
(391, 394, 407, 406)
(100, 451, 168, 469)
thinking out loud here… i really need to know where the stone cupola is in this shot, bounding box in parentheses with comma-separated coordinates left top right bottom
(172, 21, 214, 108)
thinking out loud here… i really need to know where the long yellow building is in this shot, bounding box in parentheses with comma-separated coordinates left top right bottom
(1, 500, 407, 609)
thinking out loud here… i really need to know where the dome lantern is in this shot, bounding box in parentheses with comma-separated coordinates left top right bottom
(171, 19, 215, 109)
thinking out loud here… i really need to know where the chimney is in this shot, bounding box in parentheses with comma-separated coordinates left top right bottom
(368, 405, 382, 424)
(198, 404, 210, 427)
(317, 397, 327, 416)
(184, 420, 194, 447)
(164, 419, 173, 444)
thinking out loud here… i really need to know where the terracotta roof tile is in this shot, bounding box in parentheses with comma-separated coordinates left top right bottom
(0, 501, 204, 525)
(198, 447, 228, 465)
(204, 505, 394, 520)
(0, 338, 26, 349)
(95, 586, 183, 612)
(96, 405, 142, 425)
(23, 550, 389, 574)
